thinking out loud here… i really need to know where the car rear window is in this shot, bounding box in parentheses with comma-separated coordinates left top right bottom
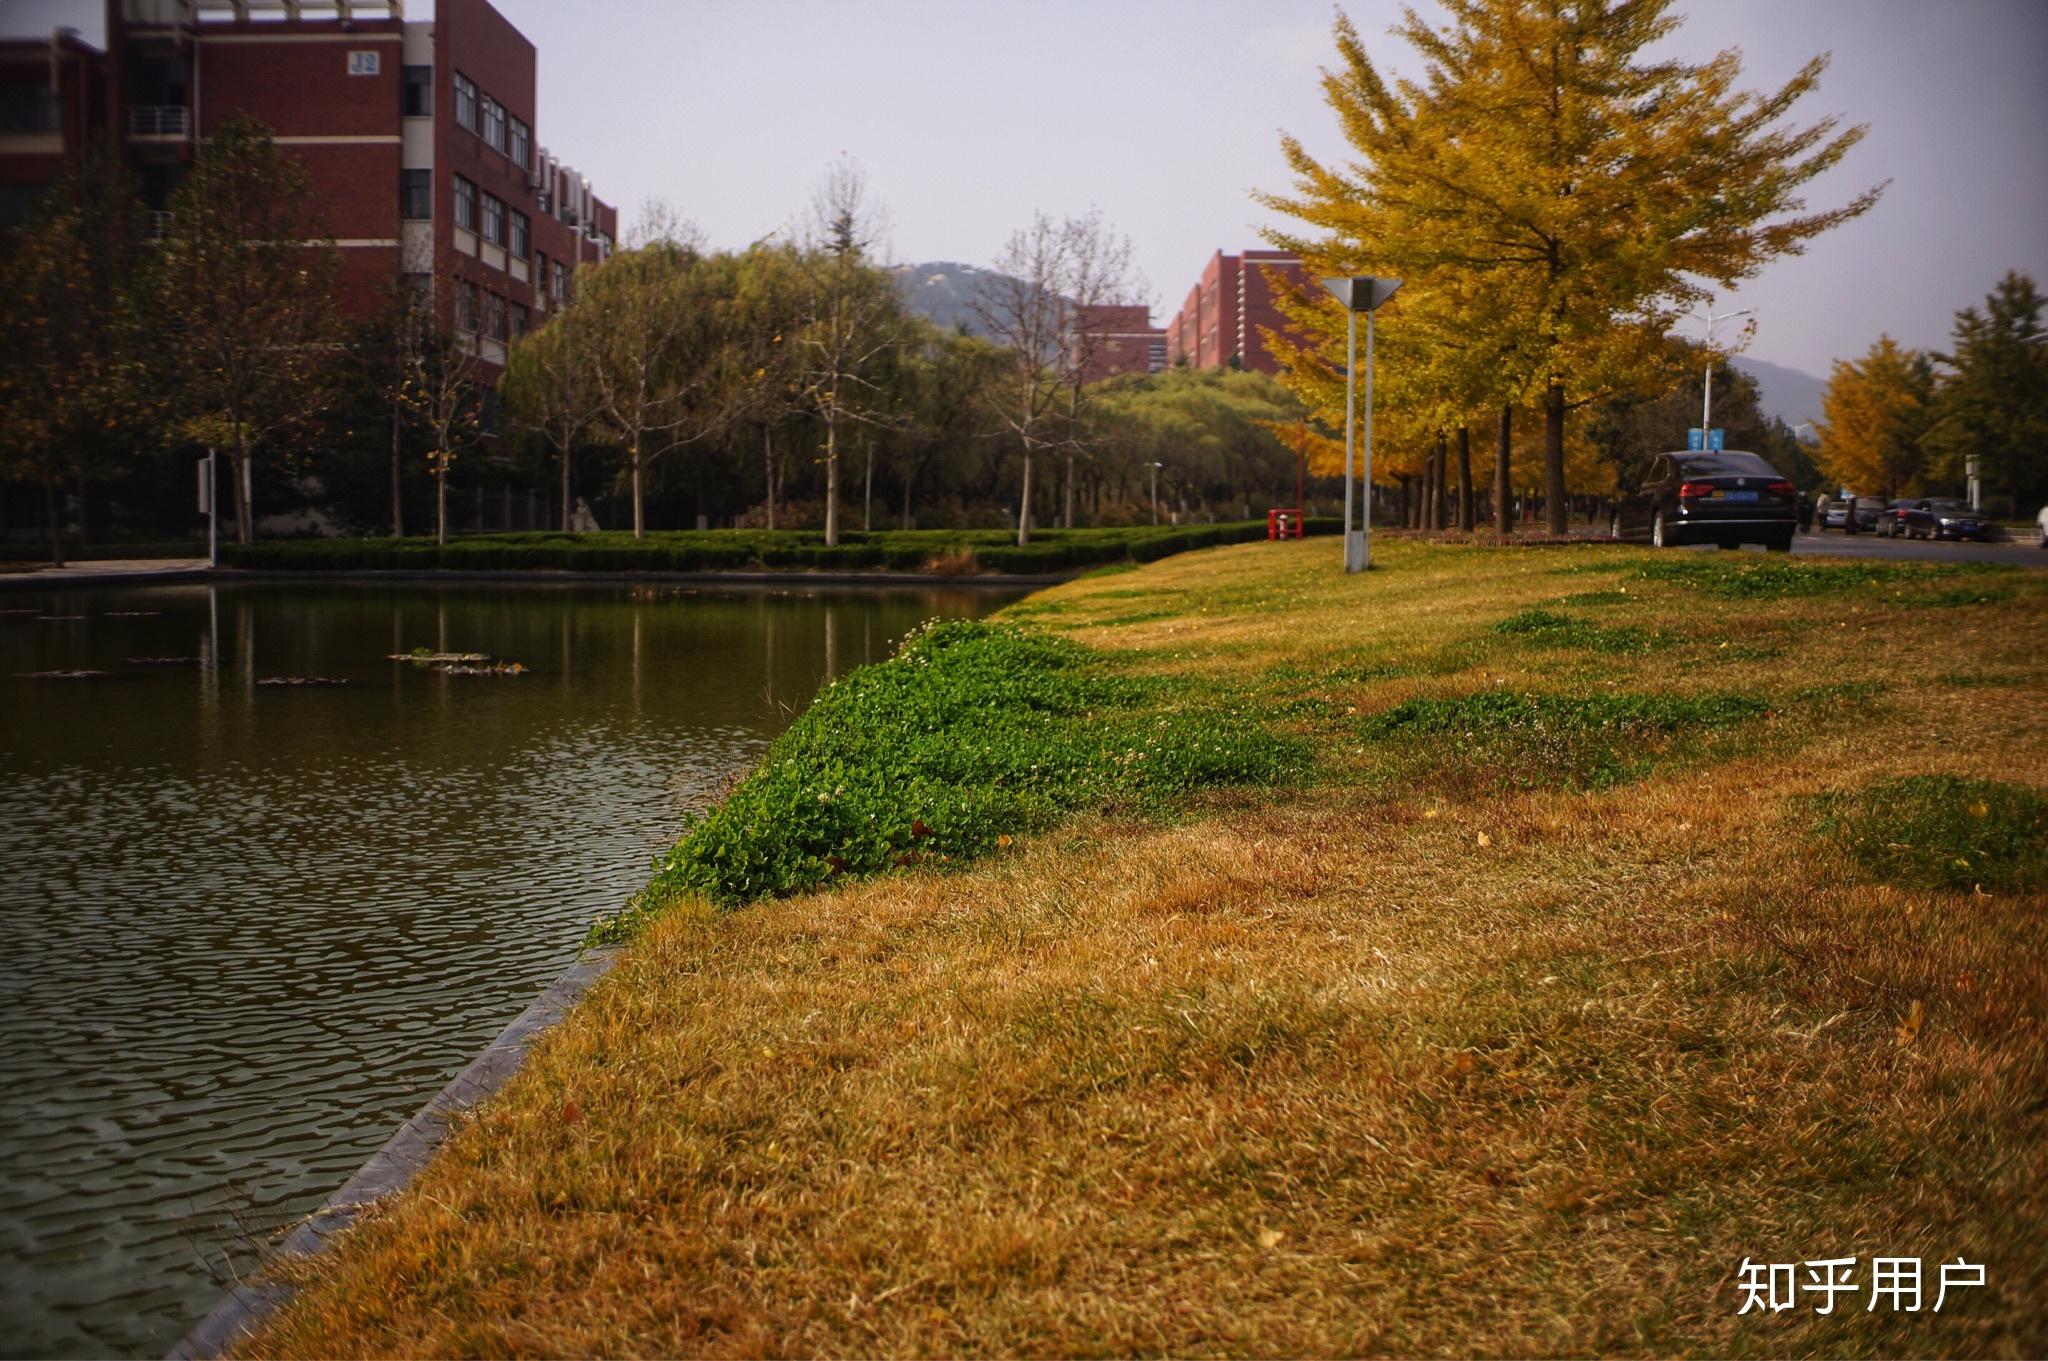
(1672, 452, 1780, 478)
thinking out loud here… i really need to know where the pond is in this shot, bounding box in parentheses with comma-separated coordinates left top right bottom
(0, 579, 1024, 1359)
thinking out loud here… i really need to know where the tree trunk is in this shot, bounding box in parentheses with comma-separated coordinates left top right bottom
(1544, 380, 1567, 537)
(42, 478, 64, 567)
(232, 446, 253, 546)
(560, 443, 572, 532)
(824, 414, 840, 547)
(73, 464, 88, 550)
(1434, 433, 1450, 530)
(435, 459, 448, 546)
(863, 439, 874, 533)
(1495, 405, 1512, 535)
(1457, 425, 1474, 531)
(391, 399, 406, 538)
(1063, 453, 1075, 529)
(631, 442, 646, 541)
(763, 423, 776, 531)
(1017, 446, 1034, 547)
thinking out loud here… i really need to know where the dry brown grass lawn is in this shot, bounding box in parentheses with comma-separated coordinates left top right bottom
(248, 539, 2047, 1358)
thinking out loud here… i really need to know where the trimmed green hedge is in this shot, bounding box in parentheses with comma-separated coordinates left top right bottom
(221, 519, 1336, 576)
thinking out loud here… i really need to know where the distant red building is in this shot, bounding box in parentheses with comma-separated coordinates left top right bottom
(1072, 302, 1166, 384)
(0, 0, 616, 377)
(1163, 249, 1309, 374)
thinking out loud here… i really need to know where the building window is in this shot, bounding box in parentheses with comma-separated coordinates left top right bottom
(453, 72, 477, 131)
(452, 175, 476, 231)
(401, 65, 431, 117)
(552, 260, 566, 300)
(454, 279, 478, 333)
(508, 302, 529, 340)
(508, 209, 528, 260)
(481, 192, 504, 247)
(481, 95, 506, 154)
(400, 169, 431, 221)
(509, 116, 530, 169)
(0, 84, 61, 134)
(484, 292, 506, 341)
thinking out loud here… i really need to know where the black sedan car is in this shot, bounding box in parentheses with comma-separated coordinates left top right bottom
(1926, 498, 1996, 542)
(1819, 495, 1886, 532)
(1611, 450, 1799, 551)
(1877, 498, 1936, 538)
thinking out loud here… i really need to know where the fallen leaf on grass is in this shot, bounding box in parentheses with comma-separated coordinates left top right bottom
(1896, 999, 1925, 1047)
(1258, 1228, 1286, 1250)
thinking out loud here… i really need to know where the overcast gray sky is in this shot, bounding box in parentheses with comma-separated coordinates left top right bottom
(9, 0, 2046, 379)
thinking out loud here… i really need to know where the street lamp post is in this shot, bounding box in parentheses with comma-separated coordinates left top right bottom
(1146, 460, 1163, 525)
(1321, 275, 1403, 572)
(1689, 303, 1755, 436)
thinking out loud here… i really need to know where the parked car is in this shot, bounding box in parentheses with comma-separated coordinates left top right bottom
(1925, 498, 1995, 542)
(1820, 495, 1885, 533)
(1611, 449, 1798, 551)
(1877, 498, 1935, 539)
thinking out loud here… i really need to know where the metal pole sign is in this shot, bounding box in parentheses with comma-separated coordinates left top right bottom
(198, 449, 218, 567)
(1342, 309, 1358, 568)
(1322, 275, 1403, 573)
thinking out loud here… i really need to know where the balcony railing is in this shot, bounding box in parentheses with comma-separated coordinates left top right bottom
(128, 106, 191, 138)
(146, 210, 172, 241)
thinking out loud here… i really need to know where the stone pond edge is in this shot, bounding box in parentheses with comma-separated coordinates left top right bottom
(166, 946, 623, 1360)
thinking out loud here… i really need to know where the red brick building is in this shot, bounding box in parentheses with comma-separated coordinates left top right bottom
(0, 28, 107, 223)
(0, 0, 616, 376)
(1071, 302, 1166, 384)
(1163, 249, 1308, 375)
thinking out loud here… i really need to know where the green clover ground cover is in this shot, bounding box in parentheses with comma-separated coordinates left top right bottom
(1360, 689, 1773, 791)
(597, 619, 1303, 936)
(1814, 774, 2048, 893)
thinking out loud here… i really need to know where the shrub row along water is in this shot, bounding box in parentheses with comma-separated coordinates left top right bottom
(597, 619, 1304, 936)
(220, 521, 1343, 576)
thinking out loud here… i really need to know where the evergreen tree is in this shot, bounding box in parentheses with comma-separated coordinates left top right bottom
(1924, 272, 2048, 510)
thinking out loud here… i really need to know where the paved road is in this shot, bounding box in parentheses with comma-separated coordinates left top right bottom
(1665, 531, 2044, 566)
(1788, 530, 2045, 567)
(0, 558, 211, 588)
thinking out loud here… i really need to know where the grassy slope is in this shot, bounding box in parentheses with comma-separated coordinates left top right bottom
(247, 539, 2047, 1358)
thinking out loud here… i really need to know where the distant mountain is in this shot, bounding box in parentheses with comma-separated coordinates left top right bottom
(893, 261, 1000, 336)
(1731, 355, 1827, 432)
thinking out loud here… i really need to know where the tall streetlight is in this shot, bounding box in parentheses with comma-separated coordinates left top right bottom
(1322, 275, 1403, 572)
(1146, 460, 1164, 525)
(1688, 303, 1755, 437)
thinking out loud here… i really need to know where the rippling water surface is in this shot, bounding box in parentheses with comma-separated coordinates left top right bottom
(0, 580, 1020, 1359)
